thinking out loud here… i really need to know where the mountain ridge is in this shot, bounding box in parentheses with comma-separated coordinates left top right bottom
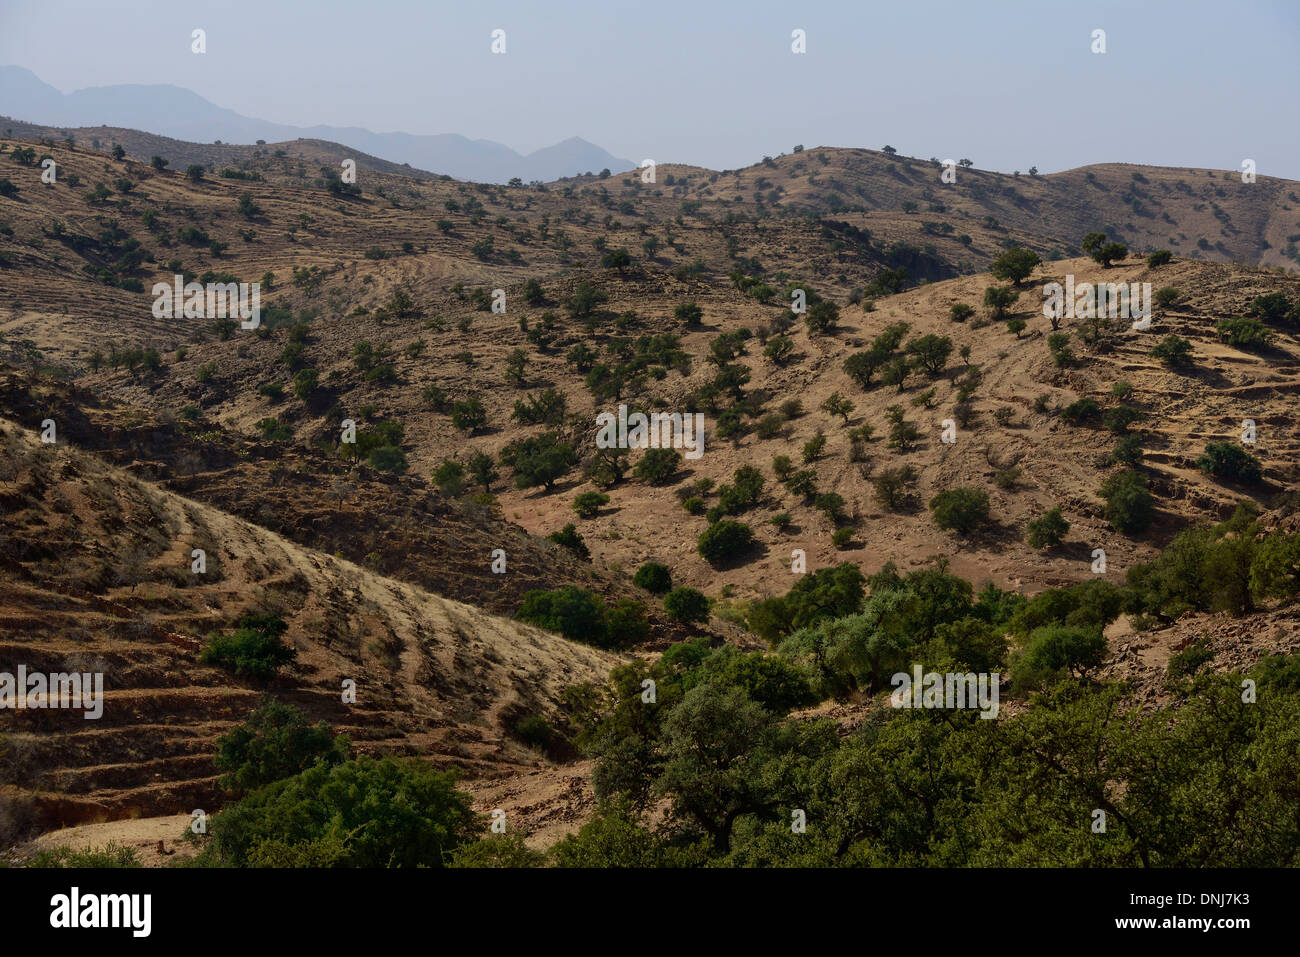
(0, 66, 634, 183)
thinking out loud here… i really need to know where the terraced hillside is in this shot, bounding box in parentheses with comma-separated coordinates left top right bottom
(0, 418, 622, 838)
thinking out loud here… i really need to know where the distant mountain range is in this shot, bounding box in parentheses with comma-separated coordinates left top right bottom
(0, 66, 634, 183)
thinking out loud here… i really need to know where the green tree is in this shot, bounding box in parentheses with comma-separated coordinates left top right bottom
(1026, 507, 1070, 548)
(984, 285, 1019, 320)
(697, 520, 756, 566)
(929, 488, 991, 536)
(989, 247, 1041, 286)
(1197, 442, 1262, 484)
(634, 448, 683, 485)
(207, 756, 477, 868)
(215, 698, 351, 794)
(664, 587, 710, 624)
(633, 562, 673, 594)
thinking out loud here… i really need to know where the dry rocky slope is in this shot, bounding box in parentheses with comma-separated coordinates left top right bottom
(2, 130, 1299, 850)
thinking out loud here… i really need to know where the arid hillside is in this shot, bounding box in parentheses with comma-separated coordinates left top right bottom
(3, 126, 1300, 857)
(0, 417, 624, 838)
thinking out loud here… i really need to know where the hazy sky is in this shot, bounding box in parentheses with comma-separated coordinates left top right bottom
(2, 0, 1298, 177)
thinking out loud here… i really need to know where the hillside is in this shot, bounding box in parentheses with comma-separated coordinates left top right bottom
(3, 125, 1300, 861)
(0, 417, 623, 839)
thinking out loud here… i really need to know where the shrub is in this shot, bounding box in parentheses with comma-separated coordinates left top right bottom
(548, 523, 591, 560)
(1102, 404, 1144, 435)
(215, 698, 350, 793)
(1060, 397, 1101, 425)
(200, 615, 295, 682)
(368, 444, 408, 473)
(573, 491, 610, 518)
(1196, 442, 1262, 485)
(292, 368, 318, 399)
(983, 285, 1018, 320)
(929, 488, 991, 536)
(905, 334, 953, 376)
(1026, 508, 1070, 548)
(633, 562, 673, 595)
(1147, 250, 1173, 267)
(664, 587, 710, 624)
(872, 465, 916, 511)
(1246, 292, 1291, 322)
(1215, 317, 1271, 349)
(1110, 434, 1145, 466)
(1151, 334, 1194, 367)
(517, 587, 647, 648)
(501, 432, 577, 490)
(1153, 286, 1179, 307)
(207, 756, 477, 868)
(697, 520, 756, 566)
(1100, 470, 1155, 534)
(515, 714, 554, 752)
(433, 459, 466, 495)
(1014, 625, 1107, 688)
(634, 448, 682, 485)
(451, 399, 487, 434)
(949, 304, 975, 323)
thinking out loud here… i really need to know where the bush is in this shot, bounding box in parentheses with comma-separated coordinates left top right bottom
(1014, 625, 1107, 688)
(517, 586, 646, 648)
(1110, 434, 1145, 466)
(215, 698, 351, 793)
(548, 523, 591, 560)
(634, 448, 682, 485)
(697, 520, 756, 566)
(1153, 286, 1179, 307)
(502, 432, 577, 490)
(368, 444, 408, 473)
(1060, 397, 1101, 425)
(1026, 507, 1070, 548)
(433, 460, 466, 496)
(1246, 292, 1291, 322)
(664, 587, 710, 624)
(1151, 334, 1194, 367)
(1215, 317, 1271, 349)
(1100, 471, 1155, 534)
(633, 562, 673, 594)
(573, 491, 610, 518)
(207, 756, 477, 868)
(873, 465, 917, 511)
(983, 285, 1018, 320)
(1081, 232, 1127, 267)
(929, 488, 991, 536)
(200, 615, 295, 682)
(515, 714, 554, 751)
(1197, 442, 1262, 485)
(1147, 250, 1173, 267)
(949, 303, 975, 323)
(451, 399, 487, 434)
(1102, 404, 1143, 435)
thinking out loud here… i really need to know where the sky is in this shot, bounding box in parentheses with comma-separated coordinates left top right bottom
(2, 0, 1298, 178)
